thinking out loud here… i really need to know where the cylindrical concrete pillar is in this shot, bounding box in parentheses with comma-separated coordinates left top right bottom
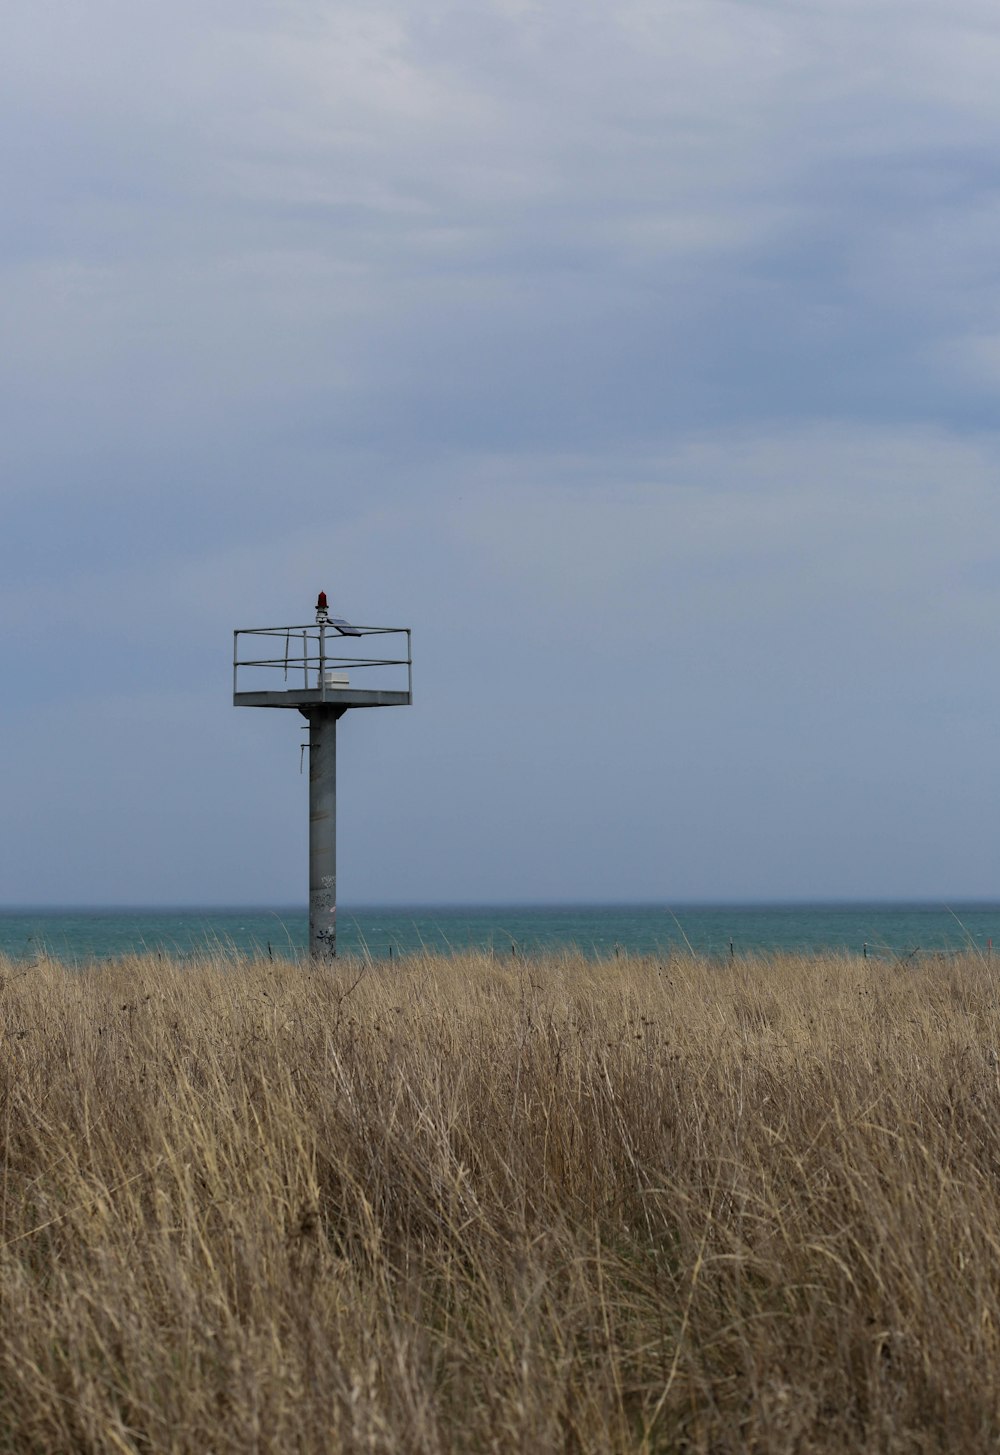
(308, 708, 338, 958)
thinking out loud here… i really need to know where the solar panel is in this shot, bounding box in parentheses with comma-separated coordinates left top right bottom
(330, 616, 363, 637)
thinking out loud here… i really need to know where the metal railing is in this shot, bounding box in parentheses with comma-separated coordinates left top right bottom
(233, 623, 412, 702)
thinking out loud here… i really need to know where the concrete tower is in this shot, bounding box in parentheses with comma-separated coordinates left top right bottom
(233, 595, 412, 957)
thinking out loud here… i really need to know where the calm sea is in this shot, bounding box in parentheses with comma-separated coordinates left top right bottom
(0, 903, 998, 963)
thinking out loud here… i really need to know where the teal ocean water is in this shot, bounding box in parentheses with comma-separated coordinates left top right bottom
(0, 903, 998, 963)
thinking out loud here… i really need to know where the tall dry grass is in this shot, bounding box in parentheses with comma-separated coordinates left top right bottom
(1, 947, 1000, 1451)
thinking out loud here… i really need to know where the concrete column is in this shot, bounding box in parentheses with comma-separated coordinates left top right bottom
(308, 707, 339, 959)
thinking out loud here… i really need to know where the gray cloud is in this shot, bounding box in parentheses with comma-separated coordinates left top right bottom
(3, 0, 1000, 904)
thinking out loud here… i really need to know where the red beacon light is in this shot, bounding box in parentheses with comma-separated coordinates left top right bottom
(315, 591, 329, 623)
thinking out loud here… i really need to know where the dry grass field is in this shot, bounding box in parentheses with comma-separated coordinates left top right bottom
(2, 946, 1000, 1452)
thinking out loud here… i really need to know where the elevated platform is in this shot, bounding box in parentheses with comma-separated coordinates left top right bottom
(233, 620, 411, 713)
(234, 686, 411, 711)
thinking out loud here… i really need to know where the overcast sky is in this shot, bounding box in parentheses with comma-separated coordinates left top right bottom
(3, 0, 1000, 906)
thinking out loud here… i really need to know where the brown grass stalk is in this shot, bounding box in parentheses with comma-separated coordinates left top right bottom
(1, 948, 999, 1451)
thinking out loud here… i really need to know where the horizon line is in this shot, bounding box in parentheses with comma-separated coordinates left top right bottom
(3, 898, 1000, 913)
